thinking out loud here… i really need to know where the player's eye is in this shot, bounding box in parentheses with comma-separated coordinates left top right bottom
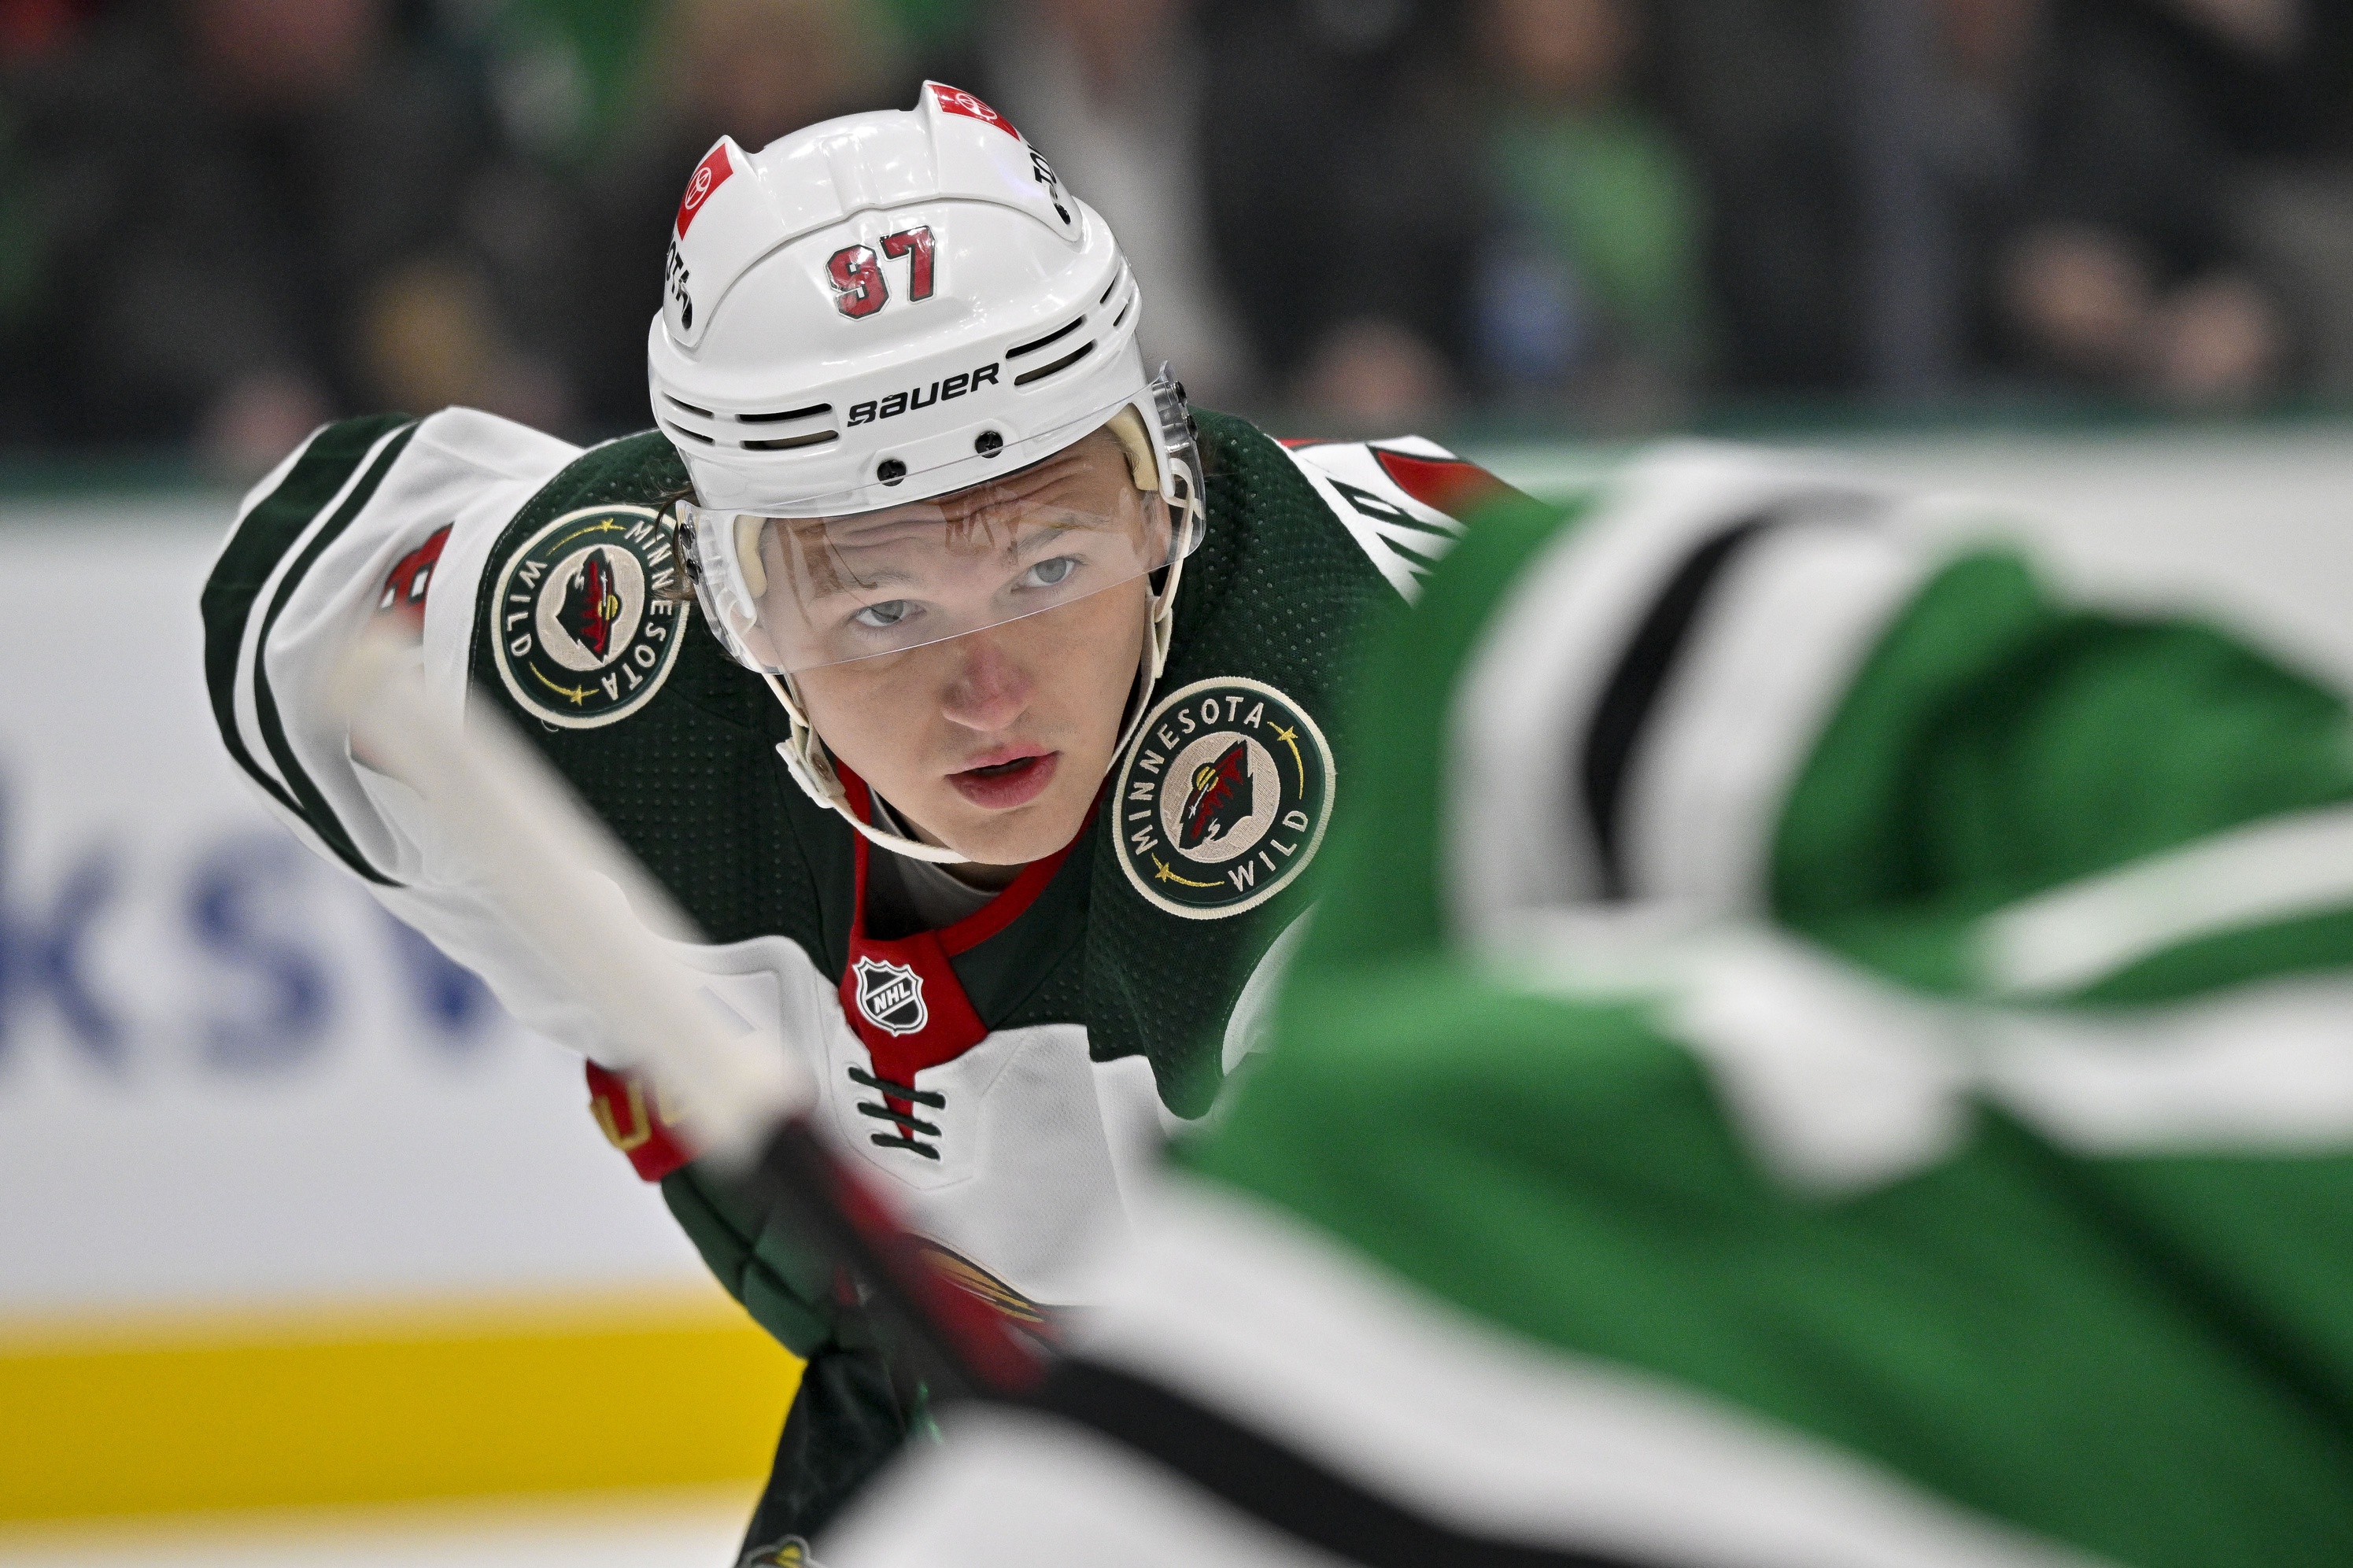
(851, 600, 914, 629)
(1021, 556, 1078, 588)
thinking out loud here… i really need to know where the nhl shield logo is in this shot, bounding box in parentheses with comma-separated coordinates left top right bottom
(852, 956, 929, 1036)
(1112, 677, 1335, 920)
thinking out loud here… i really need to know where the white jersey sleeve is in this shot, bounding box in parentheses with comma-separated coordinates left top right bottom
(1274, 435, 1513, 600)
(200, 408, 643, 1059)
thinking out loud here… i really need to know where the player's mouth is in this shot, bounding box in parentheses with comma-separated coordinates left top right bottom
(947, 749, 1059, 810)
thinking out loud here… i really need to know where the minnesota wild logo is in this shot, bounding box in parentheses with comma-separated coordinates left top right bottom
(489, 504, 689, 729)
(1113, 677, 1333, 920)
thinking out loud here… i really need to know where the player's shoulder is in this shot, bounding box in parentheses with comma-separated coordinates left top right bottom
(458, 429, 704, 734)
(1193, 409, 1539, 604)
(201, 410, 597, 878)
(492, 426, 690, 529)
(205, 408, 580, 616)
(204, 407, 577, 711)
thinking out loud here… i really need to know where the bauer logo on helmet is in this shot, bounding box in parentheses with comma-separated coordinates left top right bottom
(847, 360, 1002, 425)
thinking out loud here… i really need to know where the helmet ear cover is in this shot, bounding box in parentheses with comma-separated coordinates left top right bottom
(733, 515, 767, 598)
(1104, 407, 1160, 494)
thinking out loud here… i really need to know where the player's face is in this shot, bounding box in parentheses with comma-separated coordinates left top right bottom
(792, 438, 1158, 869)
(744, 429, 1165, 674)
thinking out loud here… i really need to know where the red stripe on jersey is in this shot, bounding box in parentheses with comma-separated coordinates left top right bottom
(832, 766, 1095, 1132)
(1371, 449, 1525, 524)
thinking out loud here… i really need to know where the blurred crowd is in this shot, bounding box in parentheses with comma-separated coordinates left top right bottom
(3, 0, 2351, 474)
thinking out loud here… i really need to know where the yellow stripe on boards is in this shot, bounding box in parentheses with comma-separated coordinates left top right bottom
(0, 1288, 803, 1522)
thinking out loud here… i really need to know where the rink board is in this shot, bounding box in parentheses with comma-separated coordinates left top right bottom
(2, 422, 2351, 1522)
(0, 1292, 797, 1519)
(0, 501, 796, 1522)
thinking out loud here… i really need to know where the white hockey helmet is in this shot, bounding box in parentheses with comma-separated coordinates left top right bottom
(648, 83, 1205, 862)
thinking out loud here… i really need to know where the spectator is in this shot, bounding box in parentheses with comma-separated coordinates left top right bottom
(1648, 0, 1855, 393)
(1938, 0, 2286, 406)
(1470, 0, 1708, 425)
(2093, 0, 2322, 156)
(2090, 0, 2353, 400)
(1655, 0, 2287, 409)
(961, 0, 1261, 408)
(0, 0, 102, 67)
(0, 0, 554, 473)
(1193, 0, 1486, 433)
(567, 0, 911, 434)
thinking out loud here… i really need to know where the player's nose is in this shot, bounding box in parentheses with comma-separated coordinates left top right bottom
(938, 629, 1033, 732)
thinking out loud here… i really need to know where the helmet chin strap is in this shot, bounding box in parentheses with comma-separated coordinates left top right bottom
(763, 549, 1187, 869)
(1113, 546, 1188, 762)
(763, 670, 966, 863)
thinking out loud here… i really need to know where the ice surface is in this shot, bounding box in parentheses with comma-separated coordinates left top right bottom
(0, 1489, 755, 1568)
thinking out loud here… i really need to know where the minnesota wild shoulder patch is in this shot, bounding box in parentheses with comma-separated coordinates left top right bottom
(1114, 677, 1334, 919)
(488, 504, 689, 728)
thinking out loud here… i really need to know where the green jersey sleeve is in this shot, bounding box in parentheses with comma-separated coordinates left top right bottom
(814, 442, 2353, 1568)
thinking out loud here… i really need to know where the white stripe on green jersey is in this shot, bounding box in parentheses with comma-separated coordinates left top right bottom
(1507, 913, 2353, 1180)
(1978, 801, 2353, 998)
(1442, 443, 1942, 935)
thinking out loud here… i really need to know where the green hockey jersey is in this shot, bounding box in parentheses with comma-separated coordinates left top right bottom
(199, 404, 1508, 1342)
(823, 442, 2353, 1568)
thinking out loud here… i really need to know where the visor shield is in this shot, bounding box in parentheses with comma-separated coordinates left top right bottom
(682, 430, 1176, 673)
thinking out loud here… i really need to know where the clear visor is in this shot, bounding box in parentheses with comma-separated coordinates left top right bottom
(682, 426, 1179, 674)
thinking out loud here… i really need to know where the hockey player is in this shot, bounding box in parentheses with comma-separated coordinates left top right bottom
(200, 84, 1517, 1555)
(818, 445, 2353, 1567)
